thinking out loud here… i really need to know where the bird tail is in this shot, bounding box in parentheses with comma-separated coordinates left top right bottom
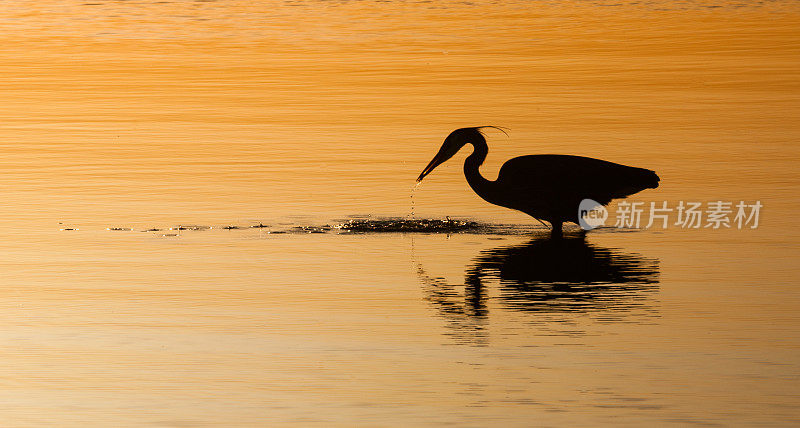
(641, 169, 660, 189)
(614, 168, 660, 199)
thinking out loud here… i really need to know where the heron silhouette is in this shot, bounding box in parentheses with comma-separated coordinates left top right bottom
(416, 127, 660, 237)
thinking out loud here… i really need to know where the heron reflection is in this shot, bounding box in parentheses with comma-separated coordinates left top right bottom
(417, 235, 659, 342)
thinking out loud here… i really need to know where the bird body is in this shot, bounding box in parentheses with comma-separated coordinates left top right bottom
(417, 127, 659, 237)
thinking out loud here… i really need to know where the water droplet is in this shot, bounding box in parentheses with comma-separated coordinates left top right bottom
(410, 184, 419, 219)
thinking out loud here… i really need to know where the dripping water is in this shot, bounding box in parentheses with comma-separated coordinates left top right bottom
(410, 182, 420, 219)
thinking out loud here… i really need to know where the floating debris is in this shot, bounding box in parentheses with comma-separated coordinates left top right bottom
(96, 218, 540, 236)
(169, 225, 210, 231)
(60, 228, 78, 231)
(336, 218, 486, 234)
(292, 225, 331, 234)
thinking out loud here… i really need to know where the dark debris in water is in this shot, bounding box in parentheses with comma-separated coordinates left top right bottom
(170, 225, 211, 231)
(336, 218, 489, 234)
(100, 218, 541, 235)
(293, 226, 332, 234)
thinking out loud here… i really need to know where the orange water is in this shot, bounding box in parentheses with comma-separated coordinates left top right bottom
(0, 0, 798, 425)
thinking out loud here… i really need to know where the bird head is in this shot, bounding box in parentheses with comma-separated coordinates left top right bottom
(416, 126, 507, 182)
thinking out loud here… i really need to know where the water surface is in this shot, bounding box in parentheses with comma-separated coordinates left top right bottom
(0, 0, 798, 425)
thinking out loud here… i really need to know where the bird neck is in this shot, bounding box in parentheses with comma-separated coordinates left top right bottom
(463, 139, 494, 201)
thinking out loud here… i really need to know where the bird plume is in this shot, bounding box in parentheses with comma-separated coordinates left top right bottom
(475, 126, 510, 137)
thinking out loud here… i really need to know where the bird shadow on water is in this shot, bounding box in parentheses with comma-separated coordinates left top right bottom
(416, 234, 660, 345)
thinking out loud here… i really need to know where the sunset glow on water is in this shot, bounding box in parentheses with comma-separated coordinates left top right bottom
(0, 1, 798, 425)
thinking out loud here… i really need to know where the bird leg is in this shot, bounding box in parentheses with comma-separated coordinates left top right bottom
(550, 220, 563, 239)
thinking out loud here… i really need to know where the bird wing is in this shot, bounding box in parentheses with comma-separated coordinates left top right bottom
(496, 154, 659, 206)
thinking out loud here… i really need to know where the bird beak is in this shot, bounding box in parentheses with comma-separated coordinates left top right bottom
(417, 152, 445, 182)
